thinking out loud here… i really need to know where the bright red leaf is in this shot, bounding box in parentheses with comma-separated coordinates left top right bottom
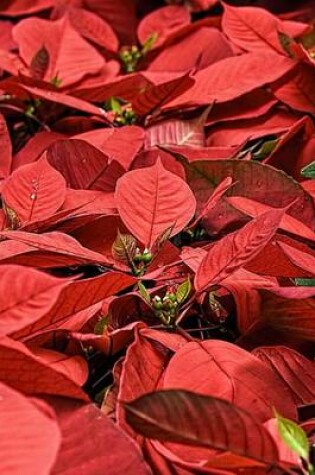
(115, 158, 196, 248)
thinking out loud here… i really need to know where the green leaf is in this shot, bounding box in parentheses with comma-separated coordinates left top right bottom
(142, 33, 158, 55)
(278, 32, 295, 57)
(295, 278, 315, 287)
(138, 281, 151, 303)
(276, 411, 309, 461)
(301, 161, 315, 179)
(106, 97, 122, 114)
(94, 315, 108, 335)
(176, 277, 191, 304)
(252, 139, 278, 161)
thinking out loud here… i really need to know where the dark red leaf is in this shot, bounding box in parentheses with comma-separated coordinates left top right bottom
(46, 139, 124, 191)
(0, 113, 12, 180)
(124, 389, 280, 465)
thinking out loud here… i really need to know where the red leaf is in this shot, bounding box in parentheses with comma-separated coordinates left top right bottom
(50, 398, 151, 474)
(83, 0, 137, 44)
(0, 113, 12, 180)
(183, 159, 315, 235)
(227, 196, 315, 242)
(277, 240, 315, 276)
(246, 235, 315, 278)
(14, 272, 136, 340)
(222, 4, 288, 54)
(261, 292, 315, 341)
(138, 6, 191, 47)
(195, 208, 284, 292)
(46, 139, 124, 191)
(118, 328, 169, 439)
(0, 0, 53, 16)
(0, 336, 88, 400)
(148, 27, 233, 73)
(0, 230, 113, 267)
(253, 346, 315, 406)
(0, 264, 68, 337)
(124, 389, 279, 465)
(164, 52, 295, 108)
(132, 73, 194, 117)
(0, 382, 61, 475)
(163, 340, 296, 421)
(272, 64, 315, 114)
(12, 131, 64, 171)
(76, 126, 145, 170)
(115, 158, 196, 248)
(2, 158, 66, 227)
(65, 6, 119, 52)
(31, 347, 88, 387)
(2, 80, 107, 116)
(13, 16, 105, 86)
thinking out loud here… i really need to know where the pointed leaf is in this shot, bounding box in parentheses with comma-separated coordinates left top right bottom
(222, 4, 287, 54)
(276, 412, 309, 461)
(195, 208, 285, 292)
(138, 282, 151, 303)
(132, 74, 194, 117)
(301, 160, 315, 178)
(115, 158, 196, 248)
(176, 278, 191, 304)
(164, 52, 295, 108)
(0, 230, 112, 267)
(145, 112, 207, 149)
(112, 230, 137, 265)
(13, 17, 105, 86)
(13, 271, 136, 340)
(30, 45, 49, 80)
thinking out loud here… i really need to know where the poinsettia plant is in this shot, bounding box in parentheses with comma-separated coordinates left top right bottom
(0, 0, 315, 474)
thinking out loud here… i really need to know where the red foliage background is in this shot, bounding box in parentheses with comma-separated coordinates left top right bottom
(0, 0, 315, 473)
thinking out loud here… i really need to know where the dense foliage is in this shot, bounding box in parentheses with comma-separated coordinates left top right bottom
(0, 0, 315, 473)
